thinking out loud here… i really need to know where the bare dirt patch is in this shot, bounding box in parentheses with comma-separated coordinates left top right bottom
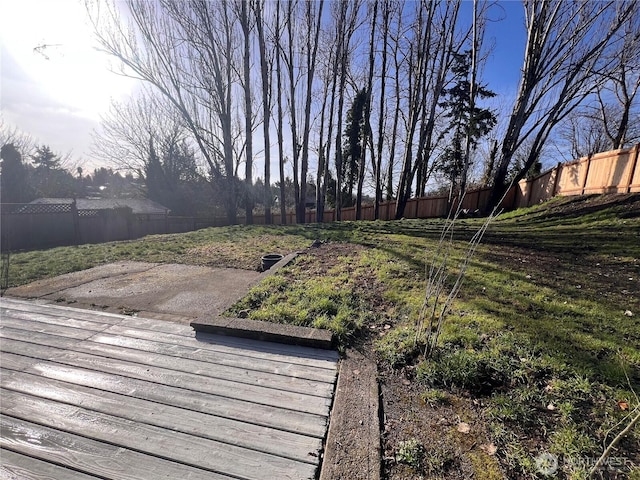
(380, 369, 502, 480)
(184, 233, 309, 270)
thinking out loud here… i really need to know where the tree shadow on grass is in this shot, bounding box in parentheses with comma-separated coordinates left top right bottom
(460, 255, 640, 387)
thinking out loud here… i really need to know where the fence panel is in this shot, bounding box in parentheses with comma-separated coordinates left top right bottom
(168, 217, 197, 233)
(556, 159, 585, 196)
(2, 211, 75, 251)
(584, 150, 622, 194)
(417, 196, 448, 217)
(528, 169, 556, 205)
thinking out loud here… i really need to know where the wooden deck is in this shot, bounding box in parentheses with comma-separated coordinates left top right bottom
(0, 297, 339, 479)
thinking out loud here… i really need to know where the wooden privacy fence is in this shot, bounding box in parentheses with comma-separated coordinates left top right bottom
(232, 144, 639, 226)
(0, 204, 184, 252)
(1, 145, 637, 251)
(513, 144, 640, 208)
(234, 187, 516, 225)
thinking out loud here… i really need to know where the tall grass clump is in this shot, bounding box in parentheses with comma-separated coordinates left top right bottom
(415, 205, 500, 358)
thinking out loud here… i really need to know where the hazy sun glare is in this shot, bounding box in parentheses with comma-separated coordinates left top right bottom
(1, 0, 136, 120)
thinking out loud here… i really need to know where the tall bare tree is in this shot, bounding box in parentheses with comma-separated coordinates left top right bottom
(315, 39, 335, 222)
(487, 0, 636, 210)
(254, 0, 273, 224)
(87, 0, 242, 224)
(386, 4, 405, 202)
(238, 0, 255, 223)
(355, 0, 378, 220)
(394, 0, 463, 219)
(316, 17, 340, 221)
(333, 0, 362, 220)
(373, 0, 393, 218)
(92, 89, 190, 175)
(274, 0, 287, 224)
(282, 0, 302, 221)
(595, 5, 640, 150)
(297, 0, 324, 223)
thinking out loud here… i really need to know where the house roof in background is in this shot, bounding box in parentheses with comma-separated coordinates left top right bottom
(30, 198, 170, 215)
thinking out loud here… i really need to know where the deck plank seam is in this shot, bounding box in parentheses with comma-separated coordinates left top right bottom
(0, 365, 328, 439)
(1, 336, 336, 401)
(1, 323, 338, 386)
(0, 348, 332, 418)
(1, 410, 316, 480)
(0, 386, 322, 466)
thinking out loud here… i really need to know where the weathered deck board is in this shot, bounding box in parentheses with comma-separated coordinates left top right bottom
(1, 300, 129, 324)
(104, 324, 339, 368)
(1, 308, 117, 331)
(0, 417, 231, 480)
(0, 338, 332, 416)
(0, 297, 338, 479)
(1, 315, 102, 340)
(0, 370, 322, 462)
(0, 319, 335, 394)
(3, 301, 338, 368)
(1, 312, 336, 382)
(0, 352, 328, 438)
(2, 391, 318, 479)
(4, 298, 339, 363)
(1, 448, 102, 480)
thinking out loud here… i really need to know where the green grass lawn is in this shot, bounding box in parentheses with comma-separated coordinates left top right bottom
(3, 193, 639, 479)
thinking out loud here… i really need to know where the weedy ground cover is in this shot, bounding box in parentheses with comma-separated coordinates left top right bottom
(3, 225, 312, 287)
(4, 193, 639, 479)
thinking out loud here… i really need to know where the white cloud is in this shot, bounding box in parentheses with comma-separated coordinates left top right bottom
(0, 0, 139, 166)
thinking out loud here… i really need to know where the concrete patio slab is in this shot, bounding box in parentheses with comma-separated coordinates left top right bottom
(6, 261, 261, 322)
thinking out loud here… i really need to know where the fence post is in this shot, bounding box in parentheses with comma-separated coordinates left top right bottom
(626, 144, 639, 193)
(552, 162, 563, 195)
(71, 199, 80, 245)
(581, 154, 593, 195)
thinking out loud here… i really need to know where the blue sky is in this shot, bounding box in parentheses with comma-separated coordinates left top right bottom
(0, 0, 527, 171)
(482, 1, 526, 93)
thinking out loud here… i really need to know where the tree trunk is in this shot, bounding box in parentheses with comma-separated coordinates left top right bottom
(459, 0, 480, 198)
(285, 1, 300, 223)
(255, 0, 272, 224)
(394, 4, 431, 219)
(316, 59, 332, 222)
(386, 26, 402, 202)
(241, 0, 253, 224)
(356, 0, 378, 221)
(375, 0, 391, 219)
(395, 1, 459, 219)
(275, 1, 287, 224)
(333, 1, 348, 220)
(323, 45, 339, 220)
(298, 0, 324, 224)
